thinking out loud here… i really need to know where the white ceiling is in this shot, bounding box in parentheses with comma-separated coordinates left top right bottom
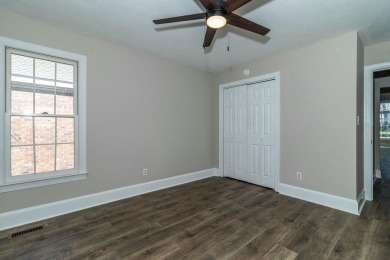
(1, 0, 390, 73)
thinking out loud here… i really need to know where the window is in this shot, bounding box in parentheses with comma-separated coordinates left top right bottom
(380, 102, 390, 139)
(0, 37, 87, 192)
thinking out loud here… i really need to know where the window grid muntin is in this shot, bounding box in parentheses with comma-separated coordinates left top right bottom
(10, 142, 74, 147)
(6, 48, 78, 178)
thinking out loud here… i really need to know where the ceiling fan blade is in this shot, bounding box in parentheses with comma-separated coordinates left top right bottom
(228, 13, 270, 36)
(223, 0, 252, 13)
(203, 27, 217, 48)
(153, 13, 206, 24)
(198, 0, 217, 10)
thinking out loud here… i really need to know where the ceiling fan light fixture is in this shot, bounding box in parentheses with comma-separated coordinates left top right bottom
(206, 9, 227, 29)
(153, 1, 271, 49)
(207, 14, 227, 29)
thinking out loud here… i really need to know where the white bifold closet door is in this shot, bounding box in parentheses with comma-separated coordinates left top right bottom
(223, 80, 276, 188)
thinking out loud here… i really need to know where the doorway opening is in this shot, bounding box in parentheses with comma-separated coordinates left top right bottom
(364, 62, 390, 200)
(374, 71, 390, 181)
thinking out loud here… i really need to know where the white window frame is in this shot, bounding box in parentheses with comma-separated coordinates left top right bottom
(0, 36, 87, 193)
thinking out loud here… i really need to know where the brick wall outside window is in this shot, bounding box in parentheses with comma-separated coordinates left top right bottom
(10, 87, 75, 176)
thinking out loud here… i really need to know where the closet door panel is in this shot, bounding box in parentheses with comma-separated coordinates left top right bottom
(234, 86, 247, 181)
(223, 88, 236, 178)
(247, 84, 261, 185)
(259, 80, 276, 188)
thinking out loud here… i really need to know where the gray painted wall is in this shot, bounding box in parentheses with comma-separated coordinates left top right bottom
(375, 77, 390, 88)
(0, 10, 215, 213)
(365, 40, 390, 66)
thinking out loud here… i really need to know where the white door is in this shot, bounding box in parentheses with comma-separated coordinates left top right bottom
(259, 80, 276, 188)
(224, 80, 276, 188)
(247, 83, 261, 185)
(223, 86, 247, 181)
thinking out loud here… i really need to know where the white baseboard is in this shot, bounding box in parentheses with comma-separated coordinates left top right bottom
(0, 168, 217, 231)
(375, 170, 382, 179)
(279, 183, 360, 215)
(357, 189, 366, 214)
(214, 168, 222, 177)
(365, 189, 373, 201)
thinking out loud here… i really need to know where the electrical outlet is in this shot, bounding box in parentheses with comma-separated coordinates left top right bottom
(296, 172, 302, 180)
(143, 168, 148, 176)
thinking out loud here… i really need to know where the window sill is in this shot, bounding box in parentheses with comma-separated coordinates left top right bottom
(0, 172, 88, 193)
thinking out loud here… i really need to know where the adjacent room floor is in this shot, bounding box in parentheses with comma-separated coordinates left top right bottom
(0, 177, 389, 259)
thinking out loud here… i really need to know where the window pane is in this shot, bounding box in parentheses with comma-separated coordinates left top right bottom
(380, 103, 390, 112)
(56, 90, 74, 115)
(36, 145, 55, 173)
(57, 118, 74, 143)
(35, 117, 55, 144)
(57, 63, 74, 88)
(11, 146, 34, 176)
(11, 85, 33, 114)
(11, 54, 33, 83)
(35, 88, 55, 114)
(56, 144, 74, 170)
(35, 59, 55, 86)
(11, 116, 33, 145)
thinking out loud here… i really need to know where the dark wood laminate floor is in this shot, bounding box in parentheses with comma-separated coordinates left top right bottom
(1, 177, 389, 260)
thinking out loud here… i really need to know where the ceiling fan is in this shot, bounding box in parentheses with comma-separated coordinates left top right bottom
(153, 0, 270, 48)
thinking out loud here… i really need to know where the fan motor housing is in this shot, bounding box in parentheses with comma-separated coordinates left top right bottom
(206, 8, 227, 19)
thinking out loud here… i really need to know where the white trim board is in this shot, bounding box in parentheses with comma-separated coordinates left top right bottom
(0, 168, 217, 231)
(375, 170, 382, 179)
(279, 183, 362, 215)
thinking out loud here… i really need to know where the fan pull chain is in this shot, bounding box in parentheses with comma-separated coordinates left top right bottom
(203, 21, 206, 50)
(227, 25, 230, 52)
